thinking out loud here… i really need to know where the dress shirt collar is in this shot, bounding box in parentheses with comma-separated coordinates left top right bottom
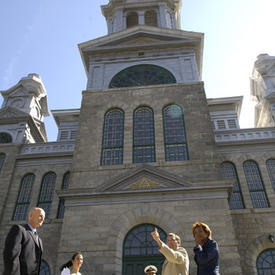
(27, 223, 37, 233)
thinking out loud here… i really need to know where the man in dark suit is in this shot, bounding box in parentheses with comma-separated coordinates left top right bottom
(3, 207, 45, 275)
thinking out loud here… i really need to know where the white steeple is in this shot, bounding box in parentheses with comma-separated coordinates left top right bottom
(101, 0, 182, 34)
(0, 73, 49, 143)
(250, 54, 275, 127)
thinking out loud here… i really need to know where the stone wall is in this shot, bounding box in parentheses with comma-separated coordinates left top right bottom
(218, 145, 275, 274)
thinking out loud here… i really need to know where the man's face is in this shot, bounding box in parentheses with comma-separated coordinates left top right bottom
(166, 235, 179, 250)
(29, 209, 45, 229)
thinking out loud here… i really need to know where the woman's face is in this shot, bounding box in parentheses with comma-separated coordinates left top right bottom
(72, 254, 83, 269)
(194, 226, 208, 244)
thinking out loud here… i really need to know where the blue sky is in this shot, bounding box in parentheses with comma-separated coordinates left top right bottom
(1, 0, 275, 141)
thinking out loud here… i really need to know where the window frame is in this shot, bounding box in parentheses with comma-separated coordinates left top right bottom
(221, 161, 245, 210)
(12, 173, 35, 221)
(37, 172, 57, 218)
(101, 108, 125, 166)
(162, 104, 189, 162)
(266, 159, 275, 190)
(57, 171, 70, 219)
(132, 106, 156, 164)
(243, 160, 270, 208)
(0, 153, 5, 172)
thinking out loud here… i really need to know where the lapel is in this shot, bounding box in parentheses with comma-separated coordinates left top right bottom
(25, 224, 40, 248)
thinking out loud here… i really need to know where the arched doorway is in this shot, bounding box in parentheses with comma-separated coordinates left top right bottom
(39, 260, 50, 275)
(256, 248, 275, 274)
(123, 223, 167, 275)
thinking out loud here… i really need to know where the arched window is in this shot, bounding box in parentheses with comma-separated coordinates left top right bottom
(221, 162, 245, 210)
(0, 132, 12, 143)
(145, 10, 157, 26)
(163, 104, 188, 161)
(266, 159, 275, 190)
(39, 260, 51, 275)
(13, 174, 35, 221)
(123, 224, 167, 275)
(37, 172, 57, 218)
(0, 153, 5, 172)
(243, 160, 270, 208)
(126, 12, 138, 28)
(109, 64, 176, 88)
(101, 109, 124, 166)
(133, 107, 155, 163)
(57, 172, 70, 219)
(256, 249, 275, 275)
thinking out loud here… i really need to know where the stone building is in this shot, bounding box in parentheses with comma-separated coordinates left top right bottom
(0, 0, 275, 274)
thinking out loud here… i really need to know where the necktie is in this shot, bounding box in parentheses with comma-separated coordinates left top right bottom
(34, 231, 39, 243)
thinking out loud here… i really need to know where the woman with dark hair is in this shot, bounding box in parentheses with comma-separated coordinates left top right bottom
(192, 222, 220, 275)
(60, 252, 83, 275)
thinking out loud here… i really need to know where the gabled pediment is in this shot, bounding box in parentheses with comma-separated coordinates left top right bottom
(79, 25, 203, 77)
(80, 26, 201, 51)
(0, 106, 28, 119)
(96, 164, 192, 192)
(2, 85, 29, 98)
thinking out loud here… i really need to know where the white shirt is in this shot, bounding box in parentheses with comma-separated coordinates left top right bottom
(60, 267, 81, 275)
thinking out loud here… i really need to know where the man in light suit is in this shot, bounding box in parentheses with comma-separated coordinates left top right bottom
(151, 228, 189, 275)
(3, 207, 45, 275)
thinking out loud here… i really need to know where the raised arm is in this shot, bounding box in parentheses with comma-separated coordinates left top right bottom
(160, 244, 189, 265)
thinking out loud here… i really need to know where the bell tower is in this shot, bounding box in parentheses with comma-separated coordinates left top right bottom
(101, 0, 182, 34)
(0, 73, 49, 143)
(79, 0, 203, 91)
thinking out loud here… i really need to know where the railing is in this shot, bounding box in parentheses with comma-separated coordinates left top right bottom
(20, 142, 75, 155)
(215, 128, 275, 142)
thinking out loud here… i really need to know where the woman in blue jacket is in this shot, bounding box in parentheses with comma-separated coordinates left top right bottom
(192, 222, 220, 275)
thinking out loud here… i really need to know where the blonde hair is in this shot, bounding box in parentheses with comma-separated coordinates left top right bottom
(192, 222, 212, 239)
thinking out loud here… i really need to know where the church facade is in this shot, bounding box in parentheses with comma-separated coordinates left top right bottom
(0, 1, 275, 274)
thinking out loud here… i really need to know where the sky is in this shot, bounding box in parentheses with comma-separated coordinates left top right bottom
(1, 0, 275, 141)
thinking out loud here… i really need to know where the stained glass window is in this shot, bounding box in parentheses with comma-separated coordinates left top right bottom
(123, 224, 166, 275)
(13, 174, 35, 221)
(39, 260, 51, 275)
(243, 160, 270, 208)
(163, 104, 188, 161)
(0, 153, 5, 172)
(221, 162, 245, 210)
(57, 172, 70, 219)
(37, 172, 57, 218)
(109, 65, 176, 88)
(101, 109, 124, 166)
(133, 107, 155, 163)
(127, 12, 138, 28)
(0, 132, 12, 143)
(145, 10, 157, 26)
(266, 159, 275, 190)
(256, 249, 275, 275)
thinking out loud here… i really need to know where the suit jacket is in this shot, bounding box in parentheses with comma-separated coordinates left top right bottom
(159, 243, 189, 275)
(3, 224, 43, 275)
(194, 238, 220, 275)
